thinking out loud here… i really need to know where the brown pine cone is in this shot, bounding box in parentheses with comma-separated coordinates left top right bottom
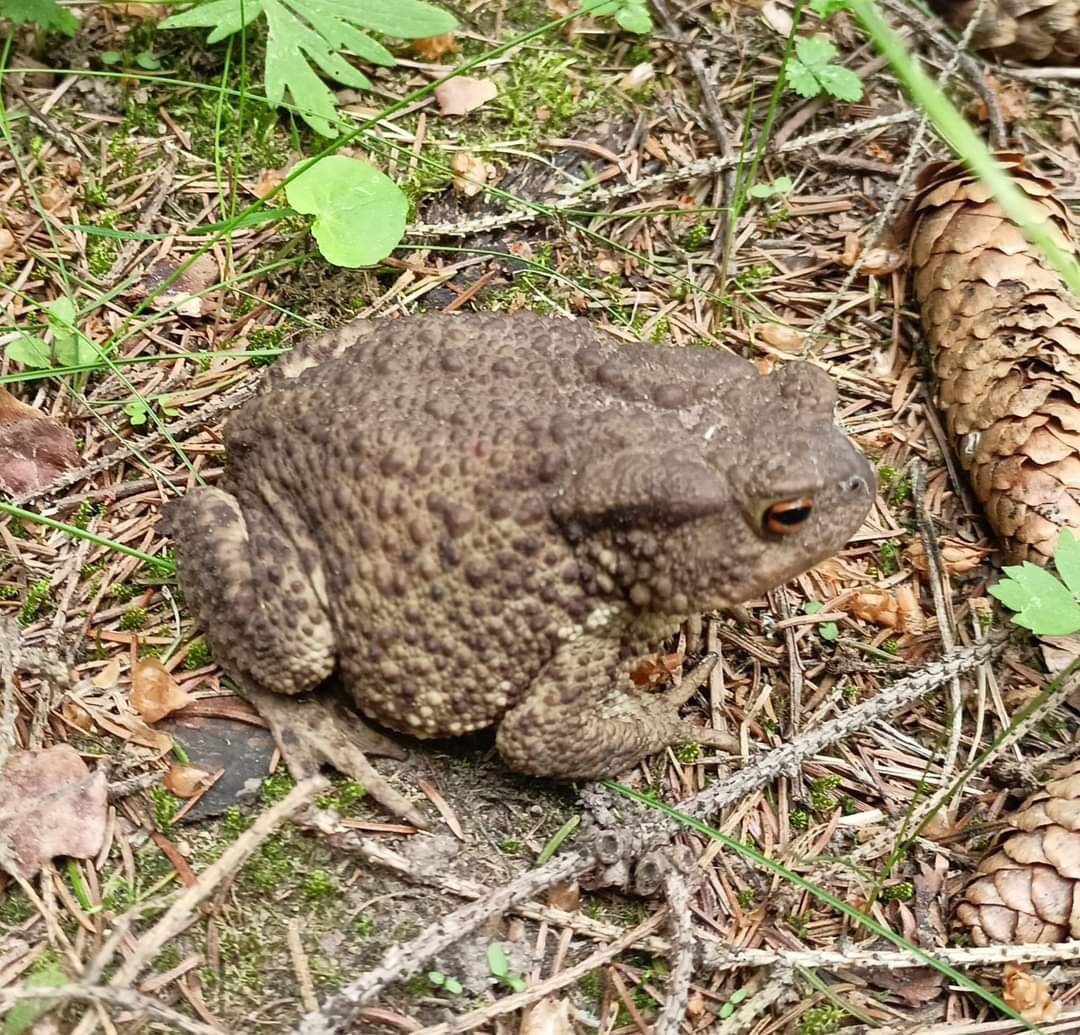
(896, 154, 1080, 562)
(929, 0, 1080, 64)
(954, 759, 1080, 944)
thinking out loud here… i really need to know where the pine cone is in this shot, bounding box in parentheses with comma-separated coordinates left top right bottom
(929, 0, 1080, 64)
(897, 154, 1080, 562)
(954, 760, 1080, 944)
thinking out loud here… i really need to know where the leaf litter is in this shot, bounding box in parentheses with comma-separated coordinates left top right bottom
(3, 1, 1080, 1032)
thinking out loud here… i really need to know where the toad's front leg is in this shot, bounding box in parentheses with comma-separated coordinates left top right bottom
(494, 638, 737, 779)
(165, 486, 427, 827)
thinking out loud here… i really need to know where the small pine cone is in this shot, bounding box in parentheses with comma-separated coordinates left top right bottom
(928, 0, 1080, 65)
(954, 760, 1080, 945)
(897, 154, 1080, 562)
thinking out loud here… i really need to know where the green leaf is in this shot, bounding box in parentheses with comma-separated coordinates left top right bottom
(100, 51, 122, 64)
(803, 600, 824, 615)
(321, 0, 457, 37)
(428, 971, 445, 986)
(815, 63, 863, 100)
(444, 976, 463, 994)
(2, 959, 67, 1035)
(795, 34, 839, 67)
(506, 974, 527, 992)
(486, 943, 510, 978)
(0, 0, 79, 35)
(818, 621, 839, 643)
(124, 399, 150, 426)
(46, 297, 98, 367)
(810, 0, 849, 16)
(1055, 529, 1080, 598)
(162, 0, 456, 134)
(284, 155, 407, 267)
(615, 3, 652, 33)
(784, 59, 822, 99)
(5, 335, 52, 368)
(135, 50, 162, 70)
(989, 561, 1080, 637)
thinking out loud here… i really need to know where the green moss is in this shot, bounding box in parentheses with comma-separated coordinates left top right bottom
(120, 606, 149, 631)
(809, 775, 840, 813)
(798, 1004, 845, 1034)
(260, 770, 296, 805)
(878, 540, 900, 576)
(672, 741, 701, 763)
(0, 888, 34, 926)
(0, 584, 19, 600)
(300, 868, 338, 901)
(735, 888, 756, 910)
(149, 786, 180, 831)
(317, 778, 366, 814)
(111, 581, 136, 603)
(881, 881, 914, 902)
(18, 578, 51, 625)
(352, 914, 375, 937)
(789, 807, 810, 831)
(184, 638, 212, 670)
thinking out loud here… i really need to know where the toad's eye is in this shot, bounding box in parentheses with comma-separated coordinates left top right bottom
(763, 497, 814, 535)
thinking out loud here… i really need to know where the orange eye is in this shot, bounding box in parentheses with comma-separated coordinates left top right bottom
(764, 497, 814, 535)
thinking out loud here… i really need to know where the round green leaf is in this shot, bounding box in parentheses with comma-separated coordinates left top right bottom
(284, 156, 408, 268)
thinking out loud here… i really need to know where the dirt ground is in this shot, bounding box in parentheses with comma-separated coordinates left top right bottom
(3, 0, 1080, 1032)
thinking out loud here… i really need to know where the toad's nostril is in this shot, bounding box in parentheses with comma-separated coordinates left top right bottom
(842, 475, 868, 495)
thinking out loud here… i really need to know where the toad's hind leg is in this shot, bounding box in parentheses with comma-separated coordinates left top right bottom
(495, 644, 737, 779)
(166, 486, 335, 695)
(166, 488, 429, 827)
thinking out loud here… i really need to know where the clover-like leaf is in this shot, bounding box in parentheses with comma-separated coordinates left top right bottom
(786, 34, 863, 102)
(284, 155, 408, 268)
(989, 560, 1080, 637)
(1055, 529, 1080, 598)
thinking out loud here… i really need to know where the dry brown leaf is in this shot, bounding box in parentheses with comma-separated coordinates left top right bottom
(895, 583, 926, 634)
(60, 699, 95, 732)
(0, 386, 79, 495)
(756, 322, 805, 353)
(0, 227, 14, 257)
(1003, 965, 1061, 1022)
(411, 33, 458, 60)
(839, 232, 905, 275)
(905, 539, 987, 576)
(135, 253, 220, 318)
(131, 658, 193, 724)
(617, 62, 655, 90)
(450, 151, 498, 198)
(163, 764, 213, 798)
(845, 589, 901, 629)
(251, 168, 286, 199)
(547, 880, 581, 912)
(0, 745, 108, 878)
(519, 997, 573, 1035)
(92, 655, 123, 690)
(630, 651, 684, 687)
(115, 2, 169, 17)
(434, 76, 498, 116)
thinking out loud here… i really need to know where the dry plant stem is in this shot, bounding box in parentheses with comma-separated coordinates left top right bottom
(912, 460, 963, 788)
(0, 985, 224, 1035)
(408, 112, 920, 239)
(851, 659, 1080, 864)
(700, 939, 1080, 972)
(678, 638, 1002, 825)
(410, 911, 669, 1035)
(294, 853, 592, 1035)
(654, 872, 695, 1035)
(318, 831, 672, 954)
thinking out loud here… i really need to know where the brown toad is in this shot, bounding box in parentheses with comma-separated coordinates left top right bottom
(166, 313, 873, 822)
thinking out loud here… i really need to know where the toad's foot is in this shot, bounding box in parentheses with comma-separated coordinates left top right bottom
(243, 682, 430, 829)
(497, 647, 739, 779)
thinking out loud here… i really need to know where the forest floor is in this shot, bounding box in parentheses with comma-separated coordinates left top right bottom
(2, 0, 1080, 1033)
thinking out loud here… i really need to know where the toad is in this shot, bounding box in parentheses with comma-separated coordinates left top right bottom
(165, 313, 873, 823)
